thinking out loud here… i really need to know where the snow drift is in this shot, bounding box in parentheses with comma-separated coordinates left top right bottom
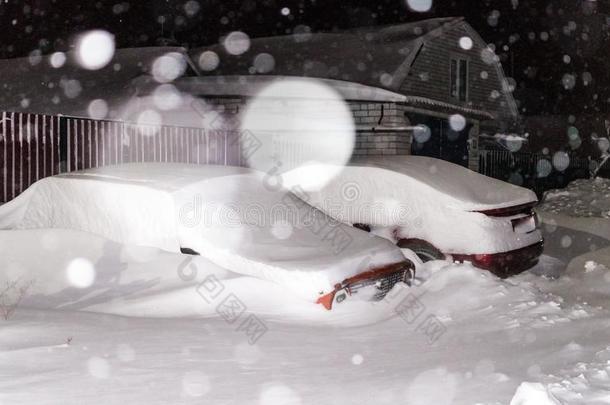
(0, 163, 406, 300)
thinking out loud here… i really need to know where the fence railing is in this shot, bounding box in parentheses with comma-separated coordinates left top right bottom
(1, 110, 595, 204)
(479, 149, 590, 197)
(0, 111, 242, 204)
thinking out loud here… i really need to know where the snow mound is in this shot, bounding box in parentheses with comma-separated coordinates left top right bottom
(0, 228, 413, 325)
(540, 178, 610, 218)
(510, 382, 561, 405)
(410, 261, 569, 329)
(0, 163, 406, 300)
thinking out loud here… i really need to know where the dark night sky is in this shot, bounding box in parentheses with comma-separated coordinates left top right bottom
(1, 0, 609, 117)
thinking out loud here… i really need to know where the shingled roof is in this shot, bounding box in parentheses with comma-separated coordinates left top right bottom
(191, 17, 464, 92)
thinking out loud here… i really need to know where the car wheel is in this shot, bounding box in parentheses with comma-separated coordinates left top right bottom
(397, 239, 445, 263)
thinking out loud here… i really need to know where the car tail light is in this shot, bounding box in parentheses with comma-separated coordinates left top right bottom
(473, 253, 494, 268)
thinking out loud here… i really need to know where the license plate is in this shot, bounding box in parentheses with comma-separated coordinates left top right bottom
(512, 215, 536, 234)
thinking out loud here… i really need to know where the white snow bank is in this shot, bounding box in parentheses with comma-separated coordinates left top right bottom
(532, 246, 610, 310)
(0, 228, 410, 325)
(510, 382, 561, 405)
(540, 177, 610, 218)
(3, 226, 610, 403)
(0, 163, 406, 300)
(0, 228, 230, 318)
(537, 210, 610, 242)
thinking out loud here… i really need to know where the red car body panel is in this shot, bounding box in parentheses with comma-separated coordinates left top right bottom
(452, 240, 544, 278)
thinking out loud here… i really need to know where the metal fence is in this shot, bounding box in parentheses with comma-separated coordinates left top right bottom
(479, 149, 590, 197)
(0, 111, 242, 203)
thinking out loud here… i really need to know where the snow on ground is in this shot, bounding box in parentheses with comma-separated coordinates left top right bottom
(540, 177, 610, 218)
(2, 215, 610, 403)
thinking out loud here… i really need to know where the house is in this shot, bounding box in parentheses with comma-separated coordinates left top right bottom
(189, 17, 519, 171)
(0, 18, 519, 203)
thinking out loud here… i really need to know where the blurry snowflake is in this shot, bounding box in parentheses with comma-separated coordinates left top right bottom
(405, 0, 432, 13)
(351, 354, 364, 365)
(223, 31, 250, 56)
(552, 151, 570, 171)
(562, 74, 576, 90)
(75, 30, 115, 70)
(66, 258, 96, 288)
(49, 52, 66, 68)
(184, 1, 200, 17)
(459, 36, 473, 50)
(87, 99, 109, 120)
(198, 51, 220, 72)
(413, 124, 431, 143)
(253, 53, 276, 73)
(153, 84, 183, 111)
(152, 52, 186, 83)
(448, 114, 466, 131)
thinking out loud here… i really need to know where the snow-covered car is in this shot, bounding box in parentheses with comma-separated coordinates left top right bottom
(0, 163, 414, 310)
(284, 156, 544, 277)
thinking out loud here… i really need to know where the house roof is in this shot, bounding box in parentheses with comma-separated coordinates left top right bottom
(190, 17, 464, 92)
(0, 47, 194, 118)
(174, 75, 408, 102)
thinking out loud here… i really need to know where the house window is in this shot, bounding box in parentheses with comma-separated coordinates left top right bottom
(450, 58, 469, 101)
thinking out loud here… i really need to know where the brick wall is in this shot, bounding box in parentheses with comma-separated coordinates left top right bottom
(349, 101, 412, 157)
(199, 97, 414, 158)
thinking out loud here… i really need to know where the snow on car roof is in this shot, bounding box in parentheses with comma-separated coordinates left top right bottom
(57, 163, 256, 192)
(349, 155, 537, 210)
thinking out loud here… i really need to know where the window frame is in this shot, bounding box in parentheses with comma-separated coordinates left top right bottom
(449, 54, 470, 102)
